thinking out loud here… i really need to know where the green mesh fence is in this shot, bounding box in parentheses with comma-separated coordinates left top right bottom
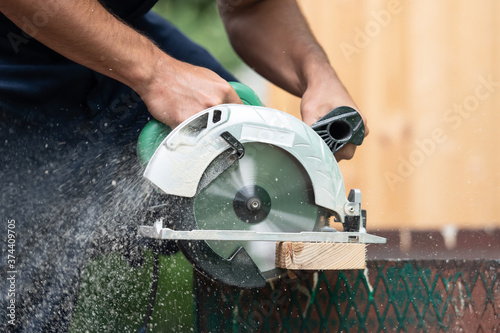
(195, 260, 500, 332)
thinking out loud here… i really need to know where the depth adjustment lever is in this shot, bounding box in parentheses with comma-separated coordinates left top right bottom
(221, 131, 245, 159)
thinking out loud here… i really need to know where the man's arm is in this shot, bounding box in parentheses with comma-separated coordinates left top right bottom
(219, 0, 368, 160)
(0, 0, 242, 128)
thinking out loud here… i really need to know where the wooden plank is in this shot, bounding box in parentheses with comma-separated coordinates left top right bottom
(275, 242, 366, 270)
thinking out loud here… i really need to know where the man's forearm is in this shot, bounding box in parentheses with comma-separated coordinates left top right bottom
(219, 0, 333, 97)
(220, 0, 366, 160)
(0, 0, 163, 96)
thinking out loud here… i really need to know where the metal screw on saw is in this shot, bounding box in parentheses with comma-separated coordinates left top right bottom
(344, 202, 359, 216)
(247, 198, 261, 211)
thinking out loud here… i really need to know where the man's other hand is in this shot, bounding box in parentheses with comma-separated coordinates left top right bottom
(300, 67, 369, 161)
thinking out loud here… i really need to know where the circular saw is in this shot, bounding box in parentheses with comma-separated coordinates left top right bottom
(137, 83, 385, 288)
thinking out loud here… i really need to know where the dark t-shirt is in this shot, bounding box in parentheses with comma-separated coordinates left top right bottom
(100, 0, 159, 20)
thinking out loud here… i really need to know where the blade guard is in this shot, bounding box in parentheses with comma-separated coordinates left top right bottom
(144, 104, 349, 221)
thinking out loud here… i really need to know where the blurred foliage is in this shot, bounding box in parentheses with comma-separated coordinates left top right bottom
(70, 252, 194, 333)
(153, 0, 243, 71)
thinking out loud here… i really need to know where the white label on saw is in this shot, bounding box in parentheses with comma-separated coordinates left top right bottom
(240, 125, 295, 147)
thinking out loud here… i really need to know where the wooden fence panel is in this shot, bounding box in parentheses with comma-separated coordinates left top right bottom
(268, 0, 500, 230)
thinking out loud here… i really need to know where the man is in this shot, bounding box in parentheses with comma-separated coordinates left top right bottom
(0, 0, 367, 331)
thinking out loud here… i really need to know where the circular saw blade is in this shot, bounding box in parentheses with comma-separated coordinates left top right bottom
(194, 142, 328, 276)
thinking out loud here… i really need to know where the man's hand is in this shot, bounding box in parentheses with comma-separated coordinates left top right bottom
(138, 58, 242, 129)
(219, 0, 367, 161)
(300, 66, 369, 161)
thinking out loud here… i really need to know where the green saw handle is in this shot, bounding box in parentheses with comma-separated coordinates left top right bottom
(228, 81, 263, 107)
(137, 82, 263, 168)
